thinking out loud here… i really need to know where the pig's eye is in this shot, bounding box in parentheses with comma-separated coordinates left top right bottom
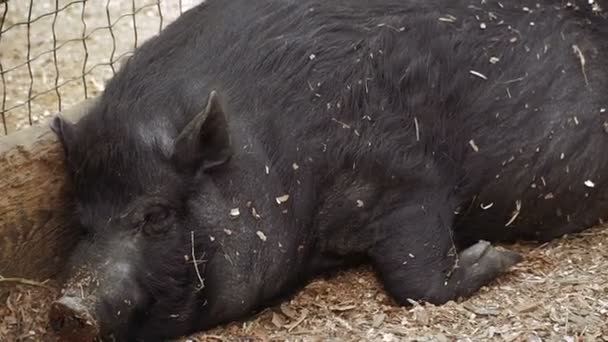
(144, 206, 169, 223)
(140, 205, 173, 235)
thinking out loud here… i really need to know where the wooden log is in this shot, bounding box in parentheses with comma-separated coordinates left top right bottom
(0, 99, 96, 286)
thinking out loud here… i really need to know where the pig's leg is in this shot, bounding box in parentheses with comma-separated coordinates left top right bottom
(369, 200, 522, 305)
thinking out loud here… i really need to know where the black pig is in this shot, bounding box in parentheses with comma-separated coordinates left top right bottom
(48, 0, 607, 340)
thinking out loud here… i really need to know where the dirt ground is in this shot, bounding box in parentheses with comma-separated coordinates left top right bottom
(1, 225, 607, 341)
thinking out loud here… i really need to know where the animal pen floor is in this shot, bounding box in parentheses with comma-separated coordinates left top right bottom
(1, 226, 607, 341)
(1, 1, 607, 341)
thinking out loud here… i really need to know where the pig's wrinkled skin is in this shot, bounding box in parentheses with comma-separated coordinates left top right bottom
(48, 0, 607, 340)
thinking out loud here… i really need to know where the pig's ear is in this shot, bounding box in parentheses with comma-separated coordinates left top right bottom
(50, 113, 76, 157)
(173, 90, 232, 171)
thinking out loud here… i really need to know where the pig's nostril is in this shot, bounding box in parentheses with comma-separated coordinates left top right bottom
(49, 296, 100, 342)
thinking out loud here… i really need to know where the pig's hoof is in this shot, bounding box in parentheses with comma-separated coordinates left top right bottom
(459, 240, 523, 272)
(49, 296, 99, 342)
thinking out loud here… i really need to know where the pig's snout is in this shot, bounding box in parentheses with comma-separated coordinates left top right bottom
(50, 294, 99, 342)
(49, 235, 149, 340)
(50, 258, 145, 341)
(50, 282, 143, 342)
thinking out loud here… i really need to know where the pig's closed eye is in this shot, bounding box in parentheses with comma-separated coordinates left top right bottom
(145, 206, 169, 223)
(141, 205, 174, 235)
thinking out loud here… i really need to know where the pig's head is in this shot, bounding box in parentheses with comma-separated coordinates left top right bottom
(48, 91, 233, 341)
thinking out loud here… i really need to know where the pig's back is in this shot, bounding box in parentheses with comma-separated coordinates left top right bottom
(100, 0, 608, 240)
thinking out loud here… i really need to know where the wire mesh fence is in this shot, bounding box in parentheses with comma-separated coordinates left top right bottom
(0, 0, 201, 135)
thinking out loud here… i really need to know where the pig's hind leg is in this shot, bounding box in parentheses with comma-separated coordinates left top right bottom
(368, 199, 523, 305)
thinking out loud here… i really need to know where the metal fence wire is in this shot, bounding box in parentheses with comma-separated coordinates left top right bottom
(0, 0, 200, 135)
